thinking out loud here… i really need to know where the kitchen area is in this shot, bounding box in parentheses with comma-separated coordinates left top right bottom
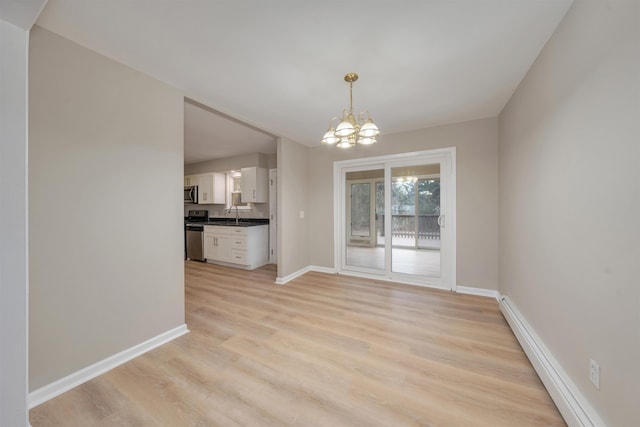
(184, 163, 275, 270)
(183, 99, 277, 270)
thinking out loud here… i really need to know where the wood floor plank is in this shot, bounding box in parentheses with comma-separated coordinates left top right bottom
(30, 261, 565, 426)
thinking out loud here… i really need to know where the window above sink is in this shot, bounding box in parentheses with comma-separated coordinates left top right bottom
(227, 171, 250, 210)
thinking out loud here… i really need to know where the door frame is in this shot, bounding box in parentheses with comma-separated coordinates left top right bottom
(269, 169, 277, 264)
(333, 148, 457, 291)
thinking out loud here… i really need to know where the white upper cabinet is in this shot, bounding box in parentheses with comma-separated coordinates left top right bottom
(241, 167, 268, 203)
(197, 172, 225, 204)
(184, 175, 197, 187)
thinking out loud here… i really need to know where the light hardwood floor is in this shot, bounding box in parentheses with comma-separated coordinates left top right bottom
(30, 261, 565, 426)
(346, 246, 441, 276)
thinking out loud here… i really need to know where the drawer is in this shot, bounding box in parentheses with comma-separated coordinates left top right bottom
(231, 236, 247, 250)
(231, 249, 248, 265)
(203, 225, 232, 235)
(230, 227, 248, 236)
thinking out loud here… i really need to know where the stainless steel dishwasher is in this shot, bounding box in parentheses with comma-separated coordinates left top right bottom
(185, 223, 204, 261)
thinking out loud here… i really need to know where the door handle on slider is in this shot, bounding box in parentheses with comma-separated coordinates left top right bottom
(438, 215, 445, 227)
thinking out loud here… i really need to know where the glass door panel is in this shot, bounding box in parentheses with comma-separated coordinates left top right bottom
(375, 182, 385, 246)
(391, 165, 441, 277)
(417, 178, 440, 250)
(345, 169, 384, 271)
(350, 183, 371, 241)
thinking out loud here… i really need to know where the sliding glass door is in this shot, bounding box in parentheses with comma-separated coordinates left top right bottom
(336, 148, 455, 290)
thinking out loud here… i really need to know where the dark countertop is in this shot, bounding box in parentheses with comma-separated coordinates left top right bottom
(185, 218, 269, 227)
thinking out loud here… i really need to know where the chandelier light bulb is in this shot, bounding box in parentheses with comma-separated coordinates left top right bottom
(335, 122, 356, 137)
(358, 137, 377, 145)
(358, 120, 380, 138)
(322, 129, 339, 144)
(337, 138, 353, 148)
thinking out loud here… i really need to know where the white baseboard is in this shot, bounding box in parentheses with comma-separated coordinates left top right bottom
(456, 285, 500, 299)
(29, 324, 189, 409)
(309, 265, 338, 275)
(499, 296, 605, 427)
(275, 265, 337, 285)
(275, 266, 310, 285)
(285, 267, 500, 298)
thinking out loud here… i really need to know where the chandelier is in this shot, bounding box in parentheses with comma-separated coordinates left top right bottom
(321, 73, 380, 148)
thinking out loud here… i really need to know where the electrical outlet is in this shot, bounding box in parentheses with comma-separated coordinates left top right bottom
(589, 359, 600, 389)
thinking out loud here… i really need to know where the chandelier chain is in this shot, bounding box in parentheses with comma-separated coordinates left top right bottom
(349, 81, 353, 114)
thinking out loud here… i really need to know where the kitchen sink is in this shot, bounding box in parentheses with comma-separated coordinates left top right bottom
(208, 221, 259, 227)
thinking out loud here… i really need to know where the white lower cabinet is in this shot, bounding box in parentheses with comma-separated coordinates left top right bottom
(203, 224, 268, 270)
(204, 227, 232, 262)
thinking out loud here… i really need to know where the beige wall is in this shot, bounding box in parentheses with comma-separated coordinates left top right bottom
(0, 18, 29, 427)
(29, 27, 185, 390)
(307, 118, 499, 290)
(498, 1, 640, 425)
(277, 137, 309, 278)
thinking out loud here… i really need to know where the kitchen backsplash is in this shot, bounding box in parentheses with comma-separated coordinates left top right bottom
(184, 203, 269, 220)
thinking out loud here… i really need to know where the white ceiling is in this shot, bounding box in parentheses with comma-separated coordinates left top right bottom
(184, 99, 276, 165)
(0, 0, 47, 30)
(34, 0, 573, 162)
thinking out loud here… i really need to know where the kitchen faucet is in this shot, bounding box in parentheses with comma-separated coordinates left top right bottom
(228, 192, 242, 224)
(227, 205, 241, 225)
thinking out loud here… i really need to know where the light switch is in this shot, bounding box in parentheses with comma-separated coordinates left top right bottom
(299, 210, 305, 219)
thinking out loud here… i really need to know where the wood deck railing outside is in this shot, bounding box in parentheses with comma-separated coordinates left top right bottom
(378, 214, 441, 240)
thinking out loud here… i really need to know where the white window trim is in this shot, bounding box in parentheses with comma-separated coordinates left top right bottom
(226, 172, 251, 210)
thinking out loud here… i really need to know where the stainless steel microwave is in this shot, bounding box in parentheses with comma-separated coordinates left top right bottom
(184, 186, 198, 204)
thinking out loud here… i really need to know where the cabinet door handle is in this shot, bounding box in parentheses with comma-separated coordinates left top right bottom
(253, 189, 256, 199)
